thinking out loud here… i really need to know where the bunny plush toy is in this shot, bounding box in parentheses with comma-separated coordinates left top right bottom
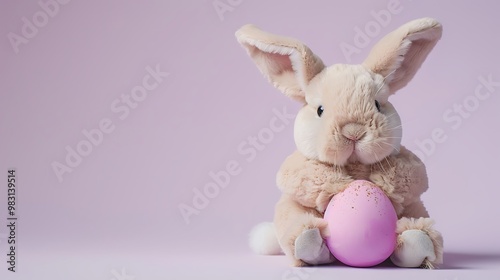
(236, 18, 444, 268)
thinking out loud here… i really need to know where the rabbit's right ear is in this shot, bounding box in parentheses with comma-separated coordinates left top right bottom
(363, 18, 442, 100)
(236, 25, 325, 103)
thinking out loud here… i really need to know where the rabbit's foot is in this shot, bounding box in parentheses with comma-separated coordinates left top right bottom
(391, 229, 438, 268)
(391, 217, 443, 268)
(294, 228, 335, 265)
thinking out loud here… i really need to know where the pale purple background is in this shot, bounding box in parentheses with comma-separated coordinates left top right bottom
(1, 0, 499, 279)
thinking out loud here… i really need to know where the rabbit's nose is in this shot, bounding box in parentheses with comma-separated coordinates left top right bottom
(341, 123, 366, 141)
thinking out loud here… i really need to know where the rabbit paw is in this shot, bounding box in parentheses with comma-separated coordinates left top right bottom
(391, 229, 437, 268)
(294, 228, 336, 265)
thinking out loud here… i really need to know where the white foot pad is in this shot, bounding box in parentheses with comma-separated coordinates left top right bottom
(295, 228, 335, 265)
(391, 229, 436, 268)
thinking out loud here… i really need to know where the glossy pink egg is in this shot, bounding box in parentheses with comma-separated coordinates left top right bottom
(323, 180, 397, 267)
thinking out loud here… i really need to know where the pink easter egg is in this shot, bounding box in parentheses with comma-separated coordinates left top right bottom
(323, 180, 397, 267)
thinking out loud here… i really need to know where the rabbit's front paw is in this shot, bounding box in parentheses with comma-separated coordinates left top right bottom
(391, 217, 443, 268)
(295, 228, 336, 265)
(391, 229, 437, 268)
(315, 190, 334, 213)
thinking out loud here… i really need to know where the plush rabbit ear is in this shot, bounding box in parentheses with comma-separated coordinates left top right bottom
(236, 25, 325, 103)
(363, 18, 442, 99)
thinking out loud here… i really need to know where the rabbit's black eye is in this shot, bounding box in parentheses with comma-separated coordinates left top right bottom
(375, 100, 381, 112)
(317, 106, 324, 117)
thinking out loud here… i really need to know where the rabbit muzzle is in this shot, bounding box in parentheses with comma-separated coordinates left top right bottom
(341, 123, 366, 142)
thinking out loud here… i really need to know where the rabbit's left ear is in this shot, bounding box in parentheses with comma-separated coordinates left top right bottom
(363, 18, 442, 99)
(236, 25, 325, 103)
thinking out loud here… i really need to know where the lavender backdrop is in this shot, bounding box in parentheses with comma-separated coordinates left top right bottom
(1, 1, 499, 279)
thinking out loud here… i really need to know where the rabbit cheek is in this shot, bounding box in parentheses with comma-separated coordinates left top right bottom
(293, 108, 322, 160)
(355, 139, 390, 164)
(380, 102, 403, 155)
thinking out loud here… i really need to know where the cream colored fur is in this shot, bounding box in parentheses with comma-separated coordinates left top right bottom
(236, 18, 443, 268)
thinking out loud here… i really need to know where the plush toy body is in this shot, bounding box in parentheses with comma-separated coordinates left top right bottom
(237, 18, 444, 268)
